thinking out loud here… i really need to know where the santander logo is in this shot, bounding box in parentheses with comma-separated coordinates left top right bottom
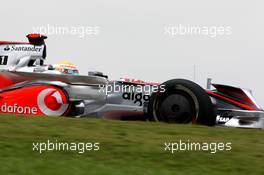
(37, 88, 69, 116)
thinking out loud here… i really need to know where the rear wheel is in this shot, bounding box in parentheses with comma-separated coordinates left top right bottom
(148, 79, 216, 126)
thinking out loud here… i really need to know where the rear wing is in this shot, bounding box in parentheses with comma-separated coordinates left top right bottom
(0, 34, 47, 71)
(26, 34, 47, 46)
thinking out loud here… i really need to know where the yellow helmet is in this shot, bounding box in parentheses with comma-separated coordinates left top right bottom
(53, 60, 79, 75)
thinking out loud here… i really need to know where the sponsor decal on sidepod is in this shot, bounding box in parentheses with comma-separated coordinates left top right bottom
(0, 86, 69, 116)
(37, 88, 69, 116)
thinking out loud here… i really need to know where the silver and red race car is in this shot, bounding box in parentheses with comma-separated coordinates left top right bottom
(0, 34, 263, 129)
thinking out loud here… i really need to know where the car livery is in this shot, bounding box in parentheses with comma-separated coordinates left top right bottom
(0, 34, 263, 129)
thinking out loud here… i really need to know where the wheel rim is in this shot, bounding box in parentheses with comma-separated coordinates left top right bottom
(157, 93, 195, 123)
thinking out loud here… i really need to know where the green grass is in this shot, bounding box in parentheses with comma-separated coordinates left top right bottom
(0, 115, 263, 175)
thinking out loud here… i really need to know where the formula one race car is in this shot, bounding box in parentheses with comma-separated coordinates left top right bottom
(0, 34, 263, 129)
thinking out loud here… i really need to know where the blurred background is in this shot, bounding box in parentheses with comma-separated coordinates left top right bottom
(1, 0, 264, 106)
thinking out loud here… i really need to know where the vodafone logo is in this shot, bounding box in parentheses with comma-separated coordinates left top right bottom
(37, 88, 69, 116)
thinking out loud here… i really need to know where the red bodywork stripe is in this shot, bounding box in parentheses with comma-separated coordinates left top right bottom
(207, 91, 256, 111)
(0, 41, 29, 45)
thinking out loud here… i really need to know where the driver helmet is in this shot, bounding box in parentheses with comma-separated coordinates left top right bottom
(52, 60, 79, 75)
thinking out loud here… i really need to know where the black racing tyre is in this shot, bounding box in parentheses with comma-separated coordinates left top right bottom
(147, 79, 216, 126)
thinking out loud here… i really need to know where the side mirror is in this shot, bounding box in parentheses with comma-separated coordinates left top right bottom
(88, 71, 108, 79)
(48, 65, 54, 70)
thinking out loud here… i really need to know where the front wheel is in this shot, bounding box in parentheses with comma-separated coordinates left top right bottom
(147, 79, 216, 126)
